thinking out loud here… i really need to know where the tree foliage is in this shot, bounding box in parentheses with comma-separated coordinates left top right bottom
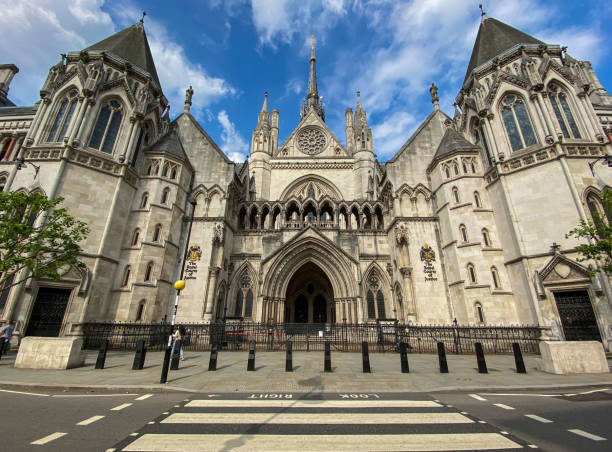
(566, 190, 612, 275)
(0, 191, 89, 290)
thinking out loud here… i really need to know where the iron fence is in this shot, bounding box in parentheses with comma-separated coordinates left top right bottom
(81, 322, 543, 354)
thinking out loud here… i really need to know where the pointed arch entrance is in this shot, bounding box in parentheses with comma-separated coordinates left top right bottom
(260, 229, 360, 323)
(285, 262, 335, 323)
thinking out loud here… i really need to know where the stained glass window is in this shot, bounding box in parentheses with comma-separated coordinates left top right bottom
(501, 94, 538, 151)
(549, 85, 581, 139)
(89, 100, 123, 154)
(235, 291, 243, 317)
(47, 91, 78, 142)
(367, 290, 375, 319)
(245, 289, 253, 317)
(376, 290, 386, 319)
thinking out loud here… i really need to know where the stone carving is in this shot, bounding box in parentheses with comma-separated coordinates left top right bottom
(213, 223, 224, 243)
(429, 82, 439, 104)
(386, 262, 393, 278)
(367, 273, 379, 289)
(240, 273, 252, 288)
(394, 222, 409, 245)
(185, 85, 194, 106)
(187, 244, 202, 261)
(297, 127, 326, 155)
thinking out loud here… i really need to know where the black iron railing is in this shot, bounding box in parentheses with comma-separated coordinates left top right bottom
(81, 322, 543, 354)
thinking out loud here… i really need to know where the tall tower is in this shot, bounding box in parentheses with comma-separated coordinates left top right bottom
(351, 91, 376, 200)
(250, 92, 272, 200)
(300, 36, 325, 121)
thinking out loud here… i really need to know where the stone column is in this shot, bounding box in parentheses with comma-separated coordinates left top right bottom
(531, 93, 554, 141)
(122, 118, 140, 164)
(400, 267, 417, 322)
(74, 100, 93, 145)
(203, 267, 220, 321)
(66, 97, 86, 144)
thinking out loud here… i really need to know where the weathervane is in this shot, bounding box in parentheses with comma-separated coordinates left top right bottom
(140, 11, 146, 24)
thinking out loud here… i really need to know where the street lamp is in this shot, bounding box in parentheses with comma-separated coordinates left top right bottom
(160, 196, 196, 384)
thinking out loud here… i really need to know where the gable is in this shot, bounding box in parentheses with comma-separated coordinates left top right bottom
(275, 109, 349, 158)
(539, 254, 590, 285)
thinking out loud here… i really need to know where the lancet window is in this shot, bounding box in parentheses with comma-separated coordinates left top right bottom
(548, 84, 581, 139)
(89, 99, 123, 154)
(365, 270, 386, 320)
(500, 94, 538, 151)
(234, 273, 254, 319)
(47, 90, 78, 143)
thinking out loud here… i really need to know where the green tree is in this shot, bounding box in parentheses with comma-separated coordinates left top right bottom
(567, 190, 612, 275)
(0, 191, 89, 291)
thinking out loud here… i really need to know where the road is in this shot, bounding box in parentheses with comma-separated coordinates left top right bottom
(1, 387, 609, 451)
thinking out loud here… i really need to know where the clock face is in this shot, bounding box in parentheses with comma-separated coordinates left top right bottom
(297, 127, 327, 155)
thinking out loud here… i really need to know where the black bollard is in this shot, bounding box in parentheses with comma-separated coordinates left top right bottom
(208, 343, 218, 371)
(132, 340, 147, 370)
(0, 337, 6, 360)
(159, 347, 171, 384)
(512, 342, 526, 374)
(170, 339, 181, 370)
(247, 340, 256, 371)
(95, 339, 109, 369)
(400, 342, 409, 373)
(324, 341, 332, 372)
(474, 342, 488, 374)
(362, 341, 371, 373)
(285, 340, 293, 372)
(437, 342, 449, 373)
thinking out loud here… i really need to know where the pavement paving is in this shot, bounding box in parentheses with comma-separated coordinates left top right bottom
(0, 349, 610, 393)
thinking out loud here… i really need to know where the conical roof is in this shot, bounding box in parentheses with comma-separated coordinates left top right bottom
(146, 127, 189, 162)
(85, 22, 161, 88)
(432, 127, 480, 161)
(464, 17, 543, 83)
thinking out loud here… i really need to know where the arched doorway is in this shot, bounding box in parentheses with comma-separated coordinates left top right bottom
(284, 262, 335, 323)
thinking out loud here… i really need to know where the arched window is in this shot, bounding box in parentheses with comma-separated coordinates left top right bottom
(121, 266, 131, 287)
(491, 267, 500, 289)
(586, 192, 609, 236)
(471, 161, 476, 173)
(235, 290, 243, 317)
(376, 290, 386, 320)
(89, 99, 123, 154)
(474, 191, 481, 207)
(153, 224, 162, 242)
(475, 302, 485, 323)
(140, 192, 148, 209)
(144, 262, 154, 282)
(170, 166, 177, 180)
(482, 228, 490, 247)
(453, 163, 459, 175)
(0, 175, 6, 192)
(361, 131, 365, 149)
(367, 290, 376, 320)
(244, 289, 253, 318)
(444, 166, 450, 178)
(452, 187, 460, 203)
(161, 187, 170, 205)
(47, 90, 78, 142)
(549, 85, 581, 139)
(459, 224, 468, 242)
(162, 163, 169, 177)
(131, 229, 140, 246)
(500, 94, 538, 151)
(467, 264, 477, 284)
(462, 161, 468, 173)
(136, 300, 146, 321)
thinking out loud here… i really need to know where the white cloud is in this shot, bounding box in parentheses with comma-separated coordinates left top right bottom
(68, 0, 112, 25)
(371, 111, 417, 158)
(218, 110, 249, 162)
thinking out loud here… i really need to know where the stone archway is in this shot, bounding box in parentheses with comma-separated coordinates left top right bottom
(284, 262, 335, 324)
(260, 229, 360, 323)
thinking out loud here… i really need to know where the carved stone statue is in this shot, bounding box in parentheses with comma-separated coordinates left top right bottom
(185, 85, 194, 106)
(429, 82, 439, 104)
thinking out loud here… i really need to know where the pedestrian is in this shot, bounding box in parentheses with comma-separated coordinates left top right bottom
(0, 320, 16, 354)
(170, 326, 184, 361)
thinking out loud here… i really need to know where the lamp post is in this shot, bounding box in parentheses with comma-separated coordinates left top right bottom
(160, 197, 196, 384)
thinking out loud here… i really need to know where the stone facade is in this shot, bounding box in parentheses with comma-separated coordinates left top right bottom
(1, 17, 611, 350)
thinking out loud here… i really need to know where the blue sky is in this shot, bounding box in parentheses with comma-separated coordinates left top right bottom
(1, 0, 611, 162)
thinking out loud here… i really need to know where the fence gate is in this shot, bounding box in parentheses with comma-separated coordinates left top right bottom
(554, 290, 601, 341)
(25, 287, 72, 337)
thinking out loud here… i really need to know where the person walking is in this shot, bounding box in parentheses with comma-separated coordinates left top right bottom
(170, 326, 185, 361)
(0, 320, 16, 354)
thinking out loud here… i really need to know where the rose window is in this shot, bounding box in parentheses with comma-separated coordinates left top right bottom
(297, 127, 326, 155)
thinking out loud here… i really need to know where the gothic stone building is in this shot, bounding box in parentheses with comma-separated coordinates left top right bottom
(1, 16, 612, 350)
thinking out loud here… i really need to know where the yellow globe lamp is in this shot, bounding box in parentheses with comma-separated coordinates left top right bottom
(174, 280, 186, 291)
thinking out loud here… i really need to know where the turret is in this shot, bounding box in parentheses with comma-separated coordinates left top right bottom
(249, 92, 272, 200)
(345, 107, 354, 153)
(0, 64, 19, 106)
(351, 91, 376, 200)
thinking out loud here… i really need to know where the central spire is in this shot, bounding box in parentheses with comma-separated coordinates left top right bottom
(301, 35, 325, 121)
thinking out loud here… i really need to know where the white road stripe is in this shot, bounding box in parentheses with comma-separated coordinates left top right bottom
(568, 429, 606, 441)
(77, 415, 105, 426)
(525, 414, 553, 423)
(123, 433, 522, 451)
(469, 394, 487, 401)
(30, 432, 67, 445)
(186, 399, 441, 408)
(135, 394, 153, 401)
(493, 403, 515, 410)
(162, 412, 474, 424)
(110, 403, 132, 411)
(53, 393, 138, 398)
(0, 388, 49, 397)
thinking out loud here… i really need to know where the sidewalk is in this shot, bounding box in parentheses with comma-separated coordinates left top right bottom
(0, 350, 610, 393)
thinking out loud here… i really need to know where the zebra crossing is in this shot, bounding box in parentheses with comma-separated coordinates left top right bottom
(113, 393, 531, 451)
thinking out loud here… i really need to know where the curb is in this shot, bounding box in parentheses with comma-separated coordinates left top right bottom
(0, 380, 609, 394)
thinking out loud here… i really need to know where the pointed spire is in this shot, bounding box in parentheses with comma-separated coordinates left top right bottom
(301, 36, 325, 121)
(464, 16, 544, 83)
(84, 21, 161, 88)
(256, 91, 270, 129)
(356, 90, 363, 110)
